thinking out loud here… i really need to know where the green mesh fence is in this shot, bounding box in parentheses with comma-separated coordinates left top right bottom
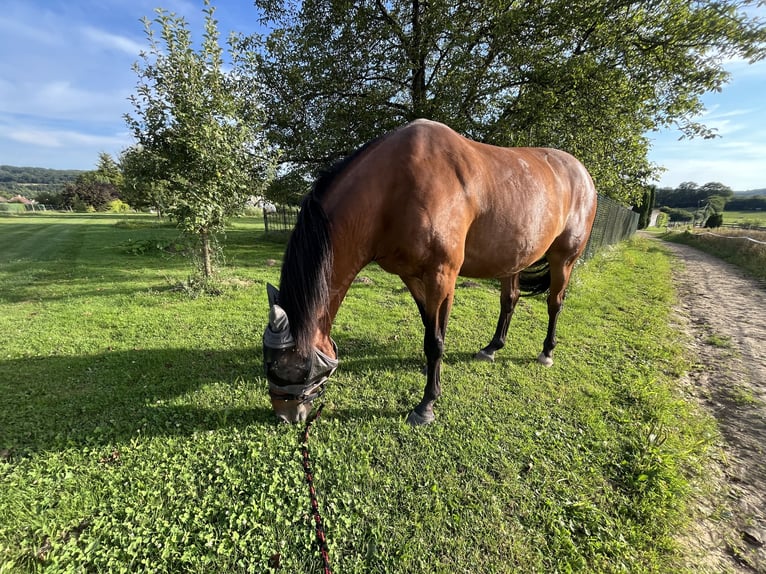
(581, 194, 639, 260)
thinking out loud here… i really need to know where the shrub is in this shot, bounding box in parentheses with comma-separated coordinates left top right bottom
(660, 207, 694, 222)
(704, 213, 723, 228)
(107, 199, 132, 213)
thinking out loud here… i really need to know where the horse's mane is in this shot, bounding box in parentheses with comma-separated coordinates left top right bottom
(278, 135, 386, 355)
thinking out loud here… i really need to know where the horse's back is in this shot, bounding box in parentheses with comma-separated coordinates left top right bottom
(324, 120, 597, 279)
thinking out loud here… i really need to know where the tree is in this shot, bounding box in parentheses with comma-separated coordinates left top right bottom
(699, 182, 734, 201)
(125, 1, 277, 278)
(656, 181, 736, 209)
(62, 181, 118, 211)
(119, 146, 172, 216)
(706, 195, 728, 214)
(237, 0, 766, 204)
(61, 153, 123, 211)
(632, 185, 655, 229)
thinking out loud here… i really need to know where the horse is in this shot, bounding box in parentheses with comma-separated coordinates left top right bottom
(263, 119, 597, 425)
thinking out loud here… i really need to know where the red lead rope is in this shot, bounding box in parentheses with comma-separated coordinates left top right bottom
(301, 403, 332, 574)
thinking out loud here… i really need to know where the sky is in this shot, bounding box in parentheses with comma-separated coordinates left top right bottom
(1, 1, 765, 192)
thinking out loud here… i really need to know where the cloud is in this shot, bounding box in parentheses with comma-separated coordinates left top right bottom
(81, 26, 144, 56)
(0, 80, 132, 123)
(6, 127, 129, 149)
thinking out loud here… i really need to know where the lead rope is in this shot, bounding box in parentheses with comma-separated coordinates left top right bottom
(301, 403, 332, 574)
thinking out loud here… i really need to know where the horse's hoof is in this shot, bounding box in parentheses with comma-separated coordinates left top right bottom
(537, 352, 554, 367)
(406, 410, 435, 426)
(474, 349, 495, 362)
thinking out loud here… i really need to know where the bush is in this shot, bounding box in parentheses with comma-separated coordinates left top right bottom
(107, 199, 132, 213)
(654, 212, 669, 227)
(704, 213, 723, 228)
(660, 207, 694, 222)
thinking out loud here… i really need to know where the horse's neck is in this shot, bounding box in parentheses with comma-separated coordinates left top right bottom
(325, 215, 374, 330)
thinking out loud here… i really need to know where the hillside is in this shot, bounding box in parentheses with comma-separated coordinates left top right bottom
(0, 165, 83, 199)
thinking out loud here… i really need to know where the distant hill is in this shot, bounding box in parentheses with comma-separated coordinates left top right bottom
(0, 165, 84, 199)
(0, 165, 83, 185)
(737, 189, 766, 196)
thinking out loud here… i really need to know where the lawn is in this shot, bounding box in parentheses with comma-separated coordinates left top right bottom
(0, 213, 715, 573)
(721, 209, 766, 227)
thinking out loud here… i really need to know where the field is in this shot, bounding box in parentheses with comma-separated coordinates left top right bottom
(721, 210, 766, 227)
(0, 214, 715, 573)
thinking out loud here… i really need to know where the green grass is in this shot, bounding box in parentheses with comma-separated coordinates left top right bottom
(0, 214, 715, 573)
(722, 210, 766, 227)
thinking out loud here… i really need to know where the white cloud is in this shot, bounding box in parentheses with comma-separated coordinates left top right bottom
(81, 26, 144, 56)
(7, 128, 129, 149)
(0, 80, 132, 123)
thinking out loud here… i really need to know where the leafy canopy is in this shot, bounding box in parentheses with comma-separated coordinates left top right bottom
(237, 0, 766, 204)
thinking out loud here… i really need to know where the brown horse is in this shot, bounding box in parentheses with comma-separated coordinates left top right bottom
(263, 120, 597, 425)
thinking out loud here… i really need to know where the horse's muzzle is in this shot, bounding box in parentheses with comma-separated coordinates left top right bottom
(272, 399, 312, 424)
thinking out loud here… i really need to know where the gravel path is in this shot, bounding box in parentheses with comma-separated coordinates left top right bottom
(658, 238, 766, 573)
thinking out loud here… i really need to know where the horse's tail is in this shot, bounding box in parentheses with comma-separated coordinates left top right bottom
(519, 258, 550, 296)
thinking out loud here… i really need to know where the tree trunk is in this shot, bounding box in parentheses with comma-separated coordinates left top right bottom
(201, 229, 213, 278)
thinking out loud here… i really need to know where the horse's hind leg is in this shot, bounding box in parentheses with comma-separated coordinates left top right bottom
(538, 254, 576, 367)
(475, 275, 519, 362)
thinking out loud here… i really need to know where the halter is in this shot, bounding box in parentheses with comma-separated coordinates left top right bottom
(263, 316, 338, 404)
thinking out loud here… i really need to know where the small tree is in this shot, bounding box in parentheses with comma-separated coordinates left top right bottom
(125, 1, 277, 278)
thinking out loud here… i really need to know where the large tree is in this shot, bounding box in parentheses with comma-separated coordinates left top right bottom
(238, 0, 766, 203)
(126, 1, 277, 278)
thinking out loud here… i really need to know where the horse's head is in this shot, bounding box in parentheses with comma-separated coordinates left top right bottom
(262, 284, 337, 423)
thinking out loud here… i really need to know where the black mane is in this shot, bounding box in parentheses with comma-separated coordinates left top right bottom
(277, 135, 386, 355)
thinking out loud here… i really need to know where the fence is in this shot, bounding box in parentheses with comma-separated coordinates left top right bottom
(263, 194, 639, 258)
(718, 222, 766, 232)
(581, 194, 639, 260)
(263, 206, 300, 233)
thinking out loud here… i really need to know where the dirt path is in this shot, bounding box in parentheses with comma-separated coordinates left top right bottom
(656, 238, 766, 572)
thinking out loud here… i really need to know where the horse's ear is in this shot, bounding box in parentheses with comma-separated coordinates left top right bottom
(266, 283, 280, 307)
(268, 304, 290, 333)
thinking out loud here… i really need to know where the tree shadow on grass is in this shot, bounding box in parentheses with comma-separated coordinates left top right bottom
(0, 347, 274, 457)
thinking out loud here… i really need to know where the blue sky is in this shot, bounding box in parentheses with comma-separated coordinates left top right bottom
(2, 1, 765, 191)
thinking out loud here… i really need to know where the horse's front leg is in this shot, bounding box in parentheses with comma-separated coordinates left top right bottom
(406, 320, 444, 425)
(404, 279, 455, 426)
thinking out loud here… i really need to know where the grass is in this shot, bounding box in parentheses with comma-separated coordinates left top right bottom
(0, 214, 716, 573)
(664, 228, 766, 283)
(721, 210, 766, 227)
